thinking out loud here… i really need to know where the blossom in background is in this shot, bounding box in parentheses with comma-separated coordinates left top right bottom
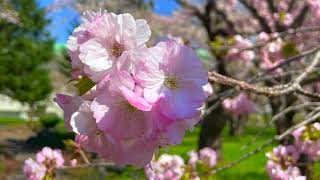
(274, 12, 293, 26)
(36, 147, 64, 169)
(188, 151, 198, 168)
(257, 32, 284, 73)
(222, 93, 256, 116)
(57, 10, 208, 167)
(199, 147, 217, 168)
(145, 154, 185, 180)
(202, 83, 213, 97)
(186, 147, 217, 180)
(293, 122, 320, 160)
(70, 159, 77, 167)
(227, 35, 255, 62)
(23, 147, 65, 180)
(23, 158, 47, 180)
(265, 145, 305, 180)
(155, 34, 185, 45)
(308, 0, 320, 19)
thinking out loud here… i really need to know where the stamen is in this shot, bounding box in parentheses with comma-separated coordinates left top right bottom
(164, 74, 179, 89)
(111, 42, 125, 57)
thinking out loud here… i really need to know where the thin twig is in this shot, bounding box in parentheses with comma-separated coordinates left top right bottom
(78, 148, 90, 164)
(212, 111, 320, 174)
(240, 102, 320, 150)
(208, 51, 320, 98)
(260, 46, 320, 76)
(212, 26, 320, 52)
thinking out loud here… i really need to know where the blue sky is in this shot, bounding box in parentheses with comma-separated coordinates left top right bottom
(36, 0, 180, 44)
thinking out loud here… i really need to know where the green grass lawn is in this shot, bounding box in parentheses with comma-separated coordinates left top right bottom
(1, 117, 318, 179)
(157, 126, 276, 180)
(98, 126, 277, 180)
(0, 117, 26, 125)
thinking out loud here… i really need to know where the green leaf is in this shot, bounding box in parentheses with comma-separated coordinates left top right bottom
(74, 76, 96, 95)
(278, 11, 287, 23)
(281, 42, 299, 58)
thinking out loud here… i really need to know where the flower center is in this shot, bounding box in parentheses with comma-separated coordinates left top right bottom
(111, 42, 124, 57)
(164, 74, 179, 89)
(96, 130, 102, 136)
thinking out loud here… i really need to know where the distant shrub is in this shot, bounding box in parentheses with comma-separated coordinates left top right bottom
(39, 113, 61, 129)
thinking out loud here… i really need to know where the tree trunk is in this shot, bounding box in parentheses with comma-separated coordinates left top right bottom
(198, 106, 227, 157)
(298, 154, 314, 179)
(229, 116, 247, 136)
(270, 96, 295, 144)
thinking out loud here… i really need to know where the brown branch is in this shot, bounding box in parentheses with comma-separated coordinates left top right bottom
(78, 148, 90, 164)
(210, 1, 236, 34)
(260, 46, 320, 76)
(290, 5, 309, 28)
(212, 111, 320, 174)
(208, 51, 320, 98)
(266, 0, 276, 13)
(240, 102, 320, 151)
(297, 86, 320, 99)
(212, 26, 320, 53)
(209, 71, 297, 96)
(288, 0, 296, 12)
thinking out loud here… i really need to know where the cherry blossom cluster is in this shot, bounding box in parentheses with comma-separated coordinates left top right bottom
(293, 122, 320, 160)
(145, 147, 217, 180)
(23, 147, 65, 180)
(56, 10, 208, 167)
(244, 0, 306, 29)
(145, 154, 185, 180)
(265, 145, 306, 180)
(187, 147, 217, 179)
(257, 32, 285, 72)
(227, 35, 255, 62)
(308, 0, 320, 20)
(266, 122, 320, 179)
(222, 93, 256, 116)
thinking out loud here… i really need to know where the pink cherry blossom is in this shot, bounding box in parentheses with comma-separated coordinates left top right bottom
(91, 72, 153, 141)
(155, 34, 184, 45)
(23, 158, 47, 180)
(227, 35, 255, 62)
(158, 111, 201, 146)
(293, 122, 320, 160)
(260, 36, 284, 73)
(146, 154, 185, 180)
(36, 147, 65, 168)
(58, 11, 208, 167)
(222, 93, 256, 116)
(274, 12, 293, 26)
(202, 83, 213, 97)
(308, 0, 320, 19)
(70, 159, 77, 167)
(54, 94, 83, 131)
(199, 147, 217, 167)
(188, 151, 198, 168)
(265, 145, 304, 180)
(68, 10, 151, 82)
(186, 147, 217, 180)
(133, 40, 207, 119)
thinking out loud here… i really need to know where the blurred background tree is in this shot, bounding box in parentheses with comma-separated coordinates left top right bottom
(0, 0, 54, 118)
